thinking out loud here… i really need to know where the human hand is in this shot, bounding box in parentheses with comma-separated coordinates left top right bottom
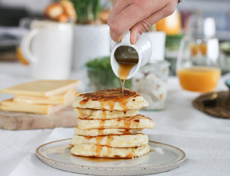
(108, 0, 178, 44)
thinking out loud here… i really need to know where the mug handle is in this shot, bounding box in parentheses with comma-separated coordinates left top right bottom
(20, 29, 39, 63)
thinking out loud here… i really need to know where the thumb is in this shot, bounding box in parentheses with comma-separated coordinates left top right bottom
(130, 20, 151, 45)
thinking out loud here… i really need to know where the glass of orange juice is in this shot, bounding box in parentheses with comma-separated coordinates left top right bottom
(177, 16, 221, 93)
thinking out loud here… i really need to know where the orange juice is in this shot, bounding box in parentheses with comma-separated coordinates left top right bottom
(156, 9, 181, 35)
(178, 67, 221, 92)
(190, 43, 207, 56)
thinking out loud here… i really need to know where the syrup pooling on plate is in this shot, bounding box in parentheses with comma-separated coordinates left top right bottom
(78, 156, 129, 162)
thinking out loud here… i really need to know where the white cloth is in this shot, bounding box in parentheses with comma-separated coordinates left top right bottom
(0, 62, 230, 176)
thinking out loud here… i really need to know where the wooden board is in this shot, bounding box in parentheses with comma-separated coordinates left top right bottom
(0, 106, 78, 130)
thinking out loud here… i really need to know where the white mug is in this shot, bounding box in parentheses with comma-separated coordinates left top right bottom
(110, 31, 152, 79)
(20, 20, 73, 80)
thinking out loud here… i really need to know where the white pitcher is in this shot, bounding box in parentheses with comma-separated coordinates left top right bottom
(110, 31, 152, 79)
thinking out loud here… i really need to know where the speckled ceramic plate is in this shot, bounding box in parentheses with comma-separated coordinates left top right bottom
(35, 138, 186, 175)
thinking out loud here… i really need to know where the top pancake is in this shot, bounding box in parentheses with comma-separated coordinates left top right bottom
(72, 88, 149, 111)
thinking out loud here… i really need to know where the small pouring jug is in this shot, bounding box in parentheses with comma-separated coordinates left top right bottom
(110, 31, 152, 79)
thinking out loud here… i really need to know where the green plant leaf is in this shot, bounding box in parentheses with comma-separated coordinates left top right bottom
(71, 0, 101, 24)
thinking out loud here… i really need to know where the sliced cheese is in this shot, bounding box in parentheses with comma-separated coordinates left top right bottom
(13, 89, 80, 105)
(0, 97, 74, 114)
(14, 88, 76, 101)
(1, 80, 79, 97)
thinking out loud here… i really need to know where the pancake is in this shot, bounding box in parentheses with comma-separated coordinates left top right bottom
(72, 88, 149, 111)
(74, 108, 139, 120)
(71, 144, 150, 158)
(75, 127, 143, 136)
(71, 134, 148, 148)
(77, 115, 156, 130)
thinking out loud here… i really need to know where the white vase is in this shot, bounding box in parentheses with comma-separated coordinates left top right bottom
(72, 24, 110, 70)
(146, 31, 166, 62)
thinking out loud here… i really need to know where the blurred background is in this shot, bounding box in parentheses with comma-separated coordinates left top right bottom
(1, 0, 230, 68)
(0, 0, 229, 111)
(0, 0, 230, 97)
(1, 0, 229, 38)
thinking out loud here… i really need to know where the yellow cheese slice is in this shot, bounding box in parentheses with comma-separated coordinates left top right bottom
(13, 89, 80, 105)
(0, 96, 74, 114)
(1, 80, 79, 97)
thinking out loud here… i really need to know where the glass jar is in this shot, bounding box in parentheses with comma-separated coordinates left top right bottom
(132, 61, 170, 111)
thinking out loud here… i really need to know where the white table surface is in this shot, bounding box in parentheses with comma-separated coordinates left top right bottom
(0, 62, 230, 176)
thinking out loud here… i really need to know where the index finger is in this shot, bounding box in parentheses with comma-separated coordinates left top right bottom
(108, 0, 167, 42)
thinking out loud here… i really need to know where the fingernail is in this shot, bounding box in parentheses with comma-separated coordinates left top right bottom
(132, 33, 140, 44)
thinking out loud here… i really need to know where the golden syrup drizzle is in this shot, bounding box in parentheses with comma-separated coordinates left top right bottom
(117, 97, 128, 112)
(96, 136, 103, 145)
(121, 79, 125, 96)
(124, 118, 131, 129)
(102, 110, 106, 119)
(80, 89, 139, 112)
(125, 153, 133, 158)
(124, 111, 127, 117)
(96, 136, 104, 157)
(106, 137, 114, 156)
(107, 136, 114, 146)
(100, 120, 105, 128)
(117, 59, 138, 95)
(95, 145, 103, 157)
(100, 101, 115, 111)
(98, 129, 104, 136)
(118, 61, 138, 81)
(97, 119, 106, 136)
(84, 136, 92, 140)
(107, 147, 112, 156)
(149, 149, 155, 153)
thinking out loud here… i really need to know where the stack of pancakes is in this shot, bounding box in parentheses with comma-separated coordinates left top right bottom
(71, 88, 156, 159)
